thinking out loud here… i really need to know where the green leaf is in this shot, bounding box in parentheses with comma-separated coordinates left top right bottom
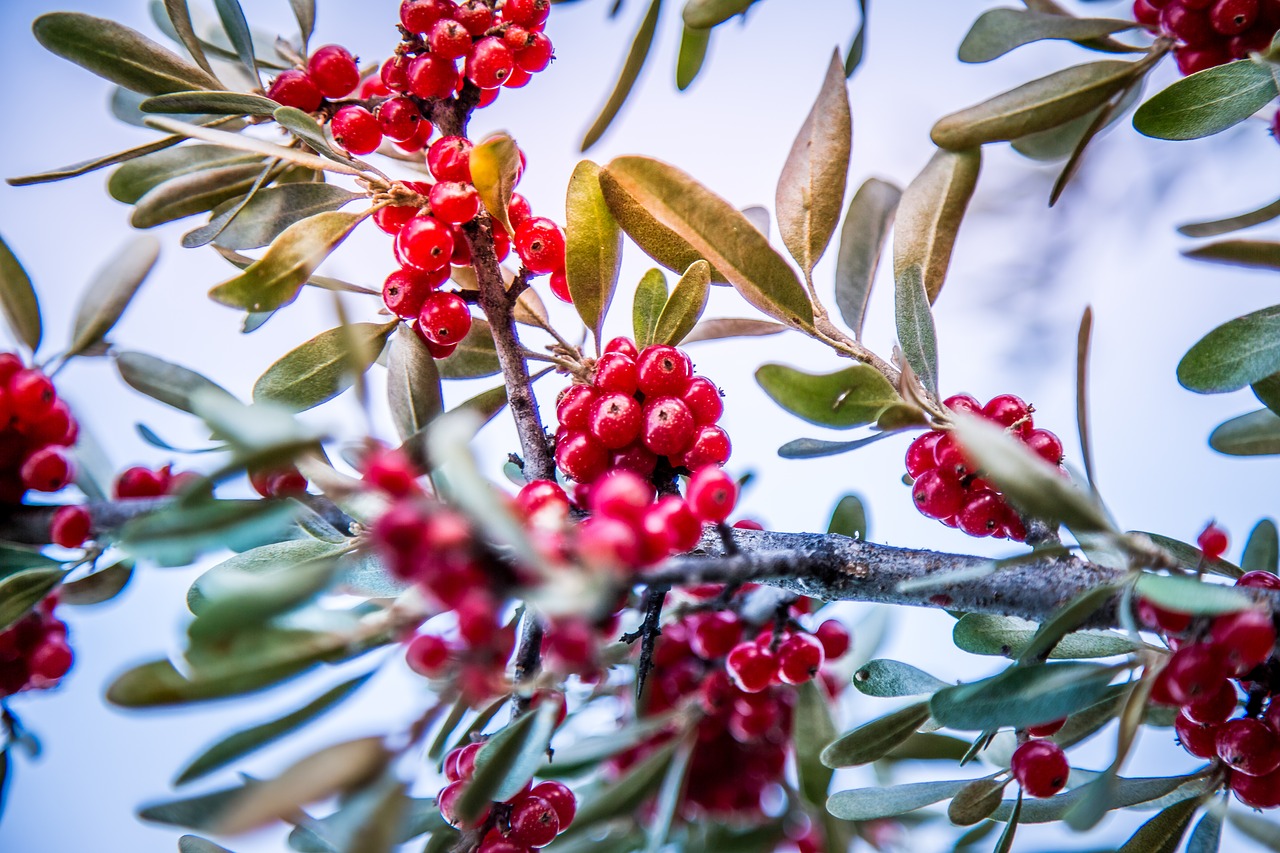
(932, 60, 1139, 150)
(196, 183, 361, 251)
(776, 50, 851, 280)
(1255, 371, 1280, 414)
(1210, 408, 1280, 456)
(834, 178, 900, 339)
(452, 383, 509, 427)
(470, 132, 521, 236)
(142, 90, 278, 116)
(1137, 531, 1243, 577)
(793, 679, 837, 808)
(948, 776, 1008, 826)
(0, 568, 67, 631)
(682, 317, 787, 344)
(953, 613, 1136, 660)
(827, 493, 867, 539)
(1016, 581, 1120, 664)
(894, 265, 940, 395)
(844, 0, 869, 76)
(272, 107, 363, 171)
(537, 712, 683, 778)
(1178, 304, 1280, 393)
(1117, 796, 1199, 853)
(456, 700, 559, 822)
(119, 498, 297, 567)
(820, 701, 931, 768)
(1179, 199, 1280, 238)
(959, 9, 1136, 63)
(884, 732, 972, 762)
(777, 433, 893, 459)
(581, 0, 662, 151)
(0, 234, 41, 352)
(1187, 803, 1225, 853)
(188, 552, 340, 643)
(756, 363, 901, 428)
(827, 778, 970, 821)
(952, 413, 1115, 534)
(852, 659, 949, 697)
(560, 738, 678, 837)
(632, 268, 668, 347)
(893, 149, 980, 304)
(565, 160, 622, 343)
(175, 671, 373, 785)
(653, 260, 711, 345)
(140, 783, 251, 830)
(188, 539, 345, 614)
(1243, 519, 1279, 574)
(132, 163, 277, 229)
(109, 144, 260, 205)
(387, 324, 443, 443)
(645, 733, 694, 853)
(1230, 812, 1280, 849)
(60, 559, 134, 606)
(600, 156, 813, 330)
(212, 0, 258, 83)
(682, 0, 753, 27)
(209, 211, 365, 313)
(116, 350, 236, 415)
(994, 791, 1022, 853)
(1133, 572, 1251, 616)
(1012, 82, 1143, 162)
(7, 127, 207, 187)
(178, 836, 233, 853)
(33, 12, 220, 96)
(675, 25, 710, 91)
(1053, 683, 1132, 748)
(436, 317, 501, 379)
(66, 236, 160, 358)
(930, 662, 1117, 731)
(253, 321, 394, 412)
(289, 791, 442, 852)
(162, 0, 216, 76)
(1134, 58, 1279, 140)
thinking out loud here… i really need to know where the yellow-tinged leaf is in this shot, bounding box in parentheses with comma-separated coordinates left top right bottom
(470, 132, 521, 236)
(565, 160, 622, 344)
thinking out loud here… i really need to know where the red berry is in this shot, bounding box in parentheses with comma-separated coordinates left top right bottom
(397, 215, 455, 271)
(508, 194, 533, 229)
(932, 433, 972, 478)
(982, 394, 1032, 434)
(555, 431, 608, 483)
(1163, 644, 1231, 705)
(438, 780, 488, 828)
(1027, 718, 1066, 738)
(455, 0, 496, 35)
(507, 795, 560, 848)
(517, 480, 570, 522)
(588, 470, 653, 523)
(943, 393, 982, 415)
(515, 32, 554, 72)
(725, 641, 777, 693)
(1229, 25, 1273, 57)
(406, 634, 451, 677)
(1136, 598, 1192, 633)
(1210, 0, 1259, 34)
(576, 515, 642, 568)
(29, 636, 72, 681)
(1198, 522, 1229, 562)
(362, 447, 420, 497)
(1184, 678, 1238, 725)
(957, 490, 1004, 538)
(454, 741, 483, 778)
(331, 105, 382, 155)
(383, 268, 442, 318)
(777, 632, 825, 685)
(429, 182, 481, 224)
(687, 466, 737, 523)
(589, 392, 643, 450)
(642, 396, 696, 457)
(815, 620, 851, 659)
(912, 468, 964, 520)
(905, 431, 943, 478)
(680, 424, 732, 470)
(643, 496, 701, 552)
(428, 136, 474, 183)
(1218, 717, 1280, 776)
(593, 353, 638, 395)
(555, 384, 596, 431)
(548, 270, 571, 303)
(1238, 570, 1280, 590)
(504, 0, 551, 27)
(1174, 43, 1231, 74)
(477, 831, 526, 853)
(408, 54, 460, 99)
(418, 292, 473, 346)
(529, 781, 576, 828)
(22, 401, 75, 447)
(1175, 710, 1221, 758)
(514, 218, 566, 275)
(374, 204, 420, 235)
(689, 612, 743, 659)
(49, 505, 90, 549)
(267, 69, 322, 112)
(115, 466, 167, 499)
(307, 45, 360, 99)
(636, 345, 693, 397)
(400, 0, 448, 33)
(1163, 4, 1217, 45)
(1232, 764, 1280, 808)
(603, 337, 639, 360)
(503, 66, 533, 88)
(8, 369, 54, 421)
(1025, 429, 1064, 466)
(1134, 0, 1162, 25)
(467, 37, 515, 89)
(682, 376, 723, 425)
(429, 19, 474, 60)
(377, 96, 424, 142)
(22, 447, 71, 492)
(1210, 609, 1276, 673)
(1010, 740, 1069, 798)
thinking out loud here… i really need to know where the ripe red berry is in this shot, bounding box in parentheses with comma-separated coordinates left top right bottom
(1010, 740, 1069, 798)
(307, 45, 360, 99)
(680, 424, 732, 470)
(777, 632, 825, 685)
(555, 431, 608, 483)
(1175, 710, 1221, 758)
(1198, 522, 1229, 562)
(408, 54, 460, 99)
(1162, 4, 1218, 45)
(503, 66, 533, 88)
(507, 795, 560, 847)
(681, 376, 723, 425)
(556, 384, 596, 431)
(932, 433, 971, 477)
(689, 612, 743, 660)
(22, 401, 76, 447)
(687, 466, 737, 523)
(418, 292, 473, 346)
(477, 831, 525, 853)
(1229, 25, 1272, 58)
(455, 742, 483, 780)
(467, 37, 515, 88)
(912, 468, 964, 520)
(588, 392, 643, 450)
(1174, 43, 1231, 74)
(982, 394, 1032, 434)
(517, 480, 570, 522)
(1136, 598, 1192, 633)
(603, 337, 640, 360)
(642, 396, 696, 456)
(376, 96, 423, 142)
(455, 0, 496, 35)
(1025, 429, 1064, 466)
(1184, 678, 1238, 725)
(1027, 718, 1066, 738)
(636, 346, 693, 397)
(427, 136, 474, 183)
(643, 495, 701, 552)
(1238, 570, 1280, 590)
(396, 215, 455, 271)
(504, 0, 552, 27)
(1232, 764, 1280, 808)
(429, 19, 474, 60)
(576, 515, 642, 568)
(362, 447, 420, 497)
(374, 204, 419, 235)
(429, 181, 481, 224)
(21, 447, 71, 492)
(957, 490, 1004, 538)
(529, 781, 576, 828)
(1218, 717, 1280, 776)
(515, 32, 555, 72)
(943, 393, 982, 416)
(589, 470, 653, 523)
(905, 431, 942, 478)
(592, 353, 638, 395)
(725, 641, 778, 693)
(406, 633, 451, 677)
(49, 505, 90, 549)
(115, 466, 167, 499)
(383, 268, 441, 319)
(331, 105, 383, 155)
(1210, 609, 1276, 673)
(815, 620, 851, 659)
(400, 0, 448, 33)
(438, 780, 488, 829)
(1163, 643, 1231, 705)
(29, 636, 73, 681)
(1210, 0, 1258, 34)
(8, 369, 55, 421)
(267, 69, 322, 112)
(514, 218, 566, 274)
(548, 270, 571, 303)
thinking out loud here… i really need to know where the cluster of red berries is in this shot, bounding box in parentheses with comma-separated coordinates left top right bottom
(1133, 0, 1280, 75)
(555, 337, 732, 486)
(615, 599, 851, 817)
(437, 741, 576, 851)
(0, 594, 73, 698)
(0, 354, 78, 504)
(905, 394, 1064, 541)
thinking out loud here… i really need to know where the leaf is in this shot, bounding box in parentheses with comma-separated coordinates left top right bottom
(953, 613, 1136, 660)
(1116, 796, 1199, 853)
(116, 350, 236, 414)
(141, 783, 251, 830)
(994, 792, 1022, 853)
(387, 324, 443, 443)
(109, 144, 260, 205)
(894, 265, 940, 395)
(633, 268, 668, 347)
(776, 51, 851, 280)
(1210, 408, 1280, 456)
(178, 837, 233, 853)
(187, 540, 345, 614)
(176, 671, 374, 785)
(133, 163, 274, 229)
(826, 778, 970, 821)
(952, 413, 1115, 534)
(198, 183, 361, 251)
(0, 235, 41, 352)
(893, 149, 981, 304)
(272, 107, 363, 170)
(683, 318, 787, 345)
(756, 363, 901, 428)
(793, 680, 837, 808)
(1179, 197, 1280, 238)
(932, 60, 1140, 150)
(66, 236, 160, 358)
(1012, 82, 1143, 161)
(600, 156, 813, 330)
(6, 128, 205, 187)
(560, 738, 678, 837)
(33, 12, 221, 96)
(538, 712, 684, 778)
(119, 499, 297, 567)
(581, 0, 662, 151)
(60, 559, 134, 606)
(682, 0, 753, 27)
(884, 732, 972, 762)
(187, 552, 340, 643)
(1183, 239, 1280, 271)
(1187, 804, 1225, 853)
(959, 9, 1136, 63)
(844, 0, 869, 76)
(645, 733, 694, 853)
(253, 321, 394, 412)
(653, 260, 711, 345)
(0, 569, 67, 631)
(1230, 812, 1280, 849)
(565, 160, 622, 343)
(289, 790, 441, 852)
(209, 211, 365, 313)
(452, 384, 509, 427)
(777, 433, 893, 459)
(436, 317, 501, 379)
(1133, 572, 1251, 616)
(1016, 581, 1120, 664)
(827, 493, 867, 539)
(289, 0, 315, 52)
(1137, 531, 1243, 577)
(852, 659, 949, 698)
(1243, 519, 1279, 574)
(162, 0, 216, 76)
(820, 701, 931, 768)
(212, 0, 258, 83)
(470, 132, 521, 236)
(835, 178, 900, 339)
(931, 662, 1118, 731)
(1179, 305, 1280, 393)
(215, 737, 390, 834)
(142, 91, 278, 116)
(1134, 58, 1279, 141)
(949, 776, 1008, 826)
(676, 25, 710, 91)
(1256, 372, 1280, 414)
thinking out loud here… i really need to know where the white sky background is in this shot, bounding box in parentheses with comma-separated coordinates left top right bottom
(0, 0, 1278, 850)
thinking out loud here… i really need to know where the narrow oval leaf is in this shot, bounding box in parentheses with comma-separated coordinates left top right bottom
(60, 559, 134, 606)
(932, 60, 1139, 150)
(1255, 372, 1280, 414)
(683, 317, 788, 344)
(209, 211, 365, 313)
(387, 324, 443, 442)
(201, 183, 361, 251)
(109, 144, 260, 205)
(1243, 519, 1279, 574)
(827, 493, 868, 539)
(179, 837, 233, 853)
(1210, 408, 1280, 456)
(894, 149, 980, 304)
(1138, 531, 1244, 577)
(456, 701, 560, 822)
(119, 498, 297, 567)
(436, 318, 500, 379)
(777, 433, 892, 459)
(33, 12, 221, 96)
(1133, 572, 1251, 616)
(633, 268, 668, 347)
(991, 773, 1204, 824)
(852, 659, 949, 698)
(1230, 812, 1280, 849)
(0, 235, 41, 352)
(793, 680, 837, 808)
(67, 236, 160, 358)
(835, 178, 900, 339)
(253, 321, 394, 412)
(1178, 304, 1280, 393)
(565, 160, 622, 343)
(949, 776, 1008, 826)
(776, 51, 851, 278)
(954, 613, 1137, 660)
(1187, 805, 1225, 853)
(142, 91, 278, 116)
(1179, 198, 1280, 238)
(116, 350, 236, 414)
(188, 539, 344, 614)
(0, 568, 67, 631)
(827, 778, 969, 821)
(132, 163, 274, 229)
(682, 0, 753, 28)
(653, 260, 710, 345)
(959, 9, 1136, 63)
(162, 0, 216, 76)
(290, 0, 315, 49)
(756, 363, 902, 428)
(1134, 59, 1278, 141)
(560, 738, 678, 837)
(895, 265, 940, 395)
(1116, 796, 1199, 853)
(601, 156, 813, 330)
(470, 133, 521, 236)
(676, 25, 710, 91)
(140, 783, 251, 830)
(581, 0, 662, 151)
(212, 0, 258, 83)
(820, 701, 931, 768)
(930, 662, 1117, 731)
